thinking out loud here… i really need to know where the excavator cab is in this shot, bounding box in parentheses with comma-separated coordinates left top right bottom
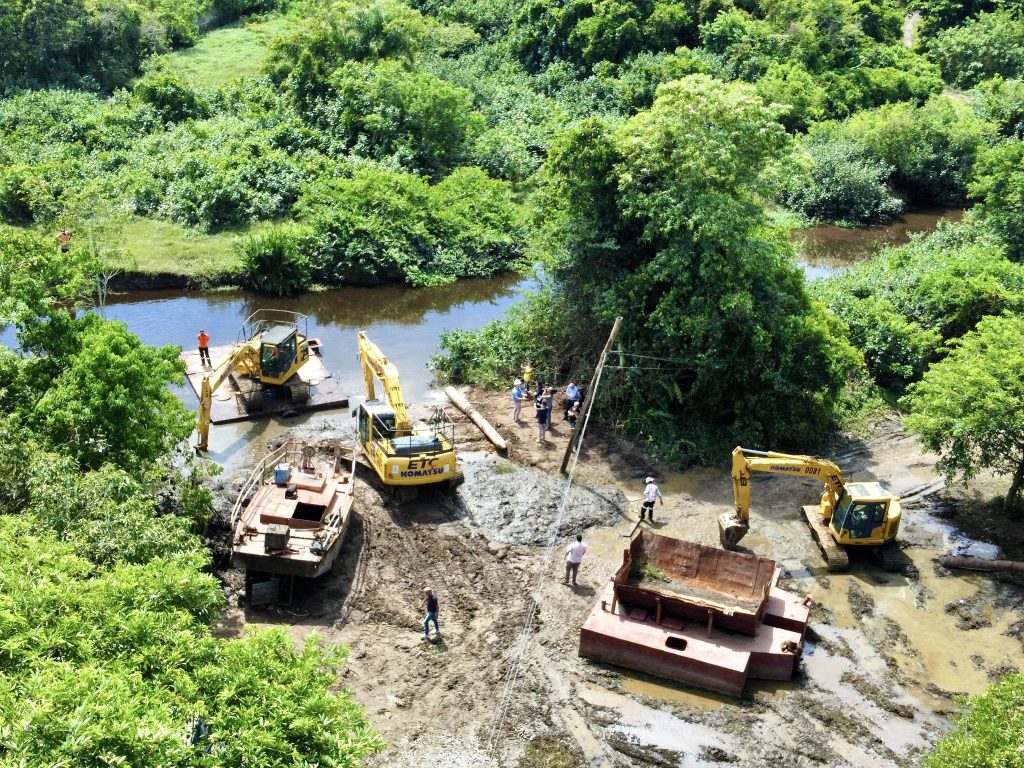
(357, 400, 455, 486)
(828, 482, 899, 544)
(257, 325, 306, 385)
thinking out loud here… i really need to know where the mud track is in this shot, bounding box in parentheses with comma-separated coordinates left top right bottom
(208, 388, 1024, 767)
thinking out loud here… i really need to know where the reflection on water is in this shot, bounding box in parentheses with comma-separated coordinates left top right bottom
(796, 209, 964, 280)
(1, 273, 533, 469)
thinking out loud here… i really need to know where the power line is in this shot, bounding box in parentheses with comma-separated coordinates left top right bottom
(488, 319, 621, 753)
(613, 350, 695, 365)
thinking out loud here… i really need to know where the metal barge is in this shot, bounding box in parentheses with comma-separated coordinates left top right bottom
(579, 530, 812, 696)
(230, 438, 356, 579)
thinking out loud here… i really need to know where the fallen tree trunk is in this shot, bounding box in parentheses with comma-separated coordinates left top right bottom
(938, 555, 1024, 573)
(445, 386, 507, 452)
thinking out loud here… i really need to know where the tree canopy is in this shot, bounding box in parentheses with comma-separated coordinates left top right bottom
(902, 313, 1024, 510)
(440, 75, 859, 461)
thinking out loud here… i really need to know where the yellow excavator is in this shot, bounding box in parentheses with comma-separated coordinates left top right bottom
(196, 311, 314, 451)
(718, 446, 904, 571)
(355, 330, 458, 491)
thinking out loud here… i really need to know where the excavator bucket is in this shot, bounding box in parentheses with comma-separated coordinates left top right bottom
(717, 511, 749, 550)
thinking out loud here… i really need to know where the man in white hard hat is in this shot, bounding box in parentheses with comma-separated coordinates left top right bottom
(640, 476, 663, 522)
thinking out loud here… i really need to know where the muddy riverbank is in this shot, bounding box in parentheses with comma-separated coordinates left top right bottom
(206, 387, 1023, 767)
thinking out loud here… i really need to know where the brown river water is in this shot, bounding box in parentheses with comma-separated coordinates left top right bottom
(797, 208, 963, 279)
(89, 273, 531, 468)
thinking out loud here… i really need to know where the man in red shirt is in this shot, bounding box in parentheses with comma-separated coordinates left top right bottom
(197, 330, 211, 366)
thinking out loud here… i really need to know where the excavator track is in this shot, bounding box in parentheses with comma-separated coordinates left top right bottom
(801, 506, 849, 571)
(872, 541, 907, 573)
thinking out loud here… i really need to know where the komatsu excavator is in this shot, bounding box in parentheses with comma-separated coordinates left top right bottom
(355, 330, 458, 492)
(196, 311, 314, 451)
(718, 446, 904, 571)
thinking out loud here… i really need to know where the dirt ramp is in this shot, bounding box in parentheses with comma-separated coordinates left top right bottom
(451, 451, 626, 545)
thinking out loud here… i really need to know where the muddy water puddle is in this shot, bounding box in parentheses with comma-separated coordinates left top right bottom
(807, 550, 1021, 698)
(579, 682, 727, 765)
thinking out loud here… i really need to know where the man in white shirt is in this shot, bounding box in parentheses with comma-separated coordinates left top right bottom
(563, 534, 587, 586)
(641, 476, 663, 522)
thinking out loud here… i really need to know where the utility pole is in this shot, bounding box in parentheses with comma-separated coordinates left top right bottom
(560, 315, 623, 475)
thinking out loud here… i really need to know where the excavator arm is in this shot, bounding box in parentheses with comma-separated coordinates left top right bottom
(196, 342, 258, 452)
(357, 330, 411, 431)
(720, 446, 846, 549)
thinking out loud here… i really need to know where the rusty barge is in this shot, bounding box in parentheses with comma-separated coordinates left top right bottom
(230, 439, 356, 579)
(579, 530, 812, 697)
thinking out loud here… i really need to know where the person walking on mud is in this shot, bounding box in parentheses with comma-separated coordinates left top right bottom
(420, 588, 440, 640)
(563, 534, 587, 586)
(640, 476, 663, 522)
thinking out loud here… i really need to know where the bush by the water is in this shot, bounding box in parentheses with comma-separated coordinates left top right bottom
(237, 225, 312, 296)
(780, 137, 904, 225)
(925, 673, 1024, 767)
(812, 221, 1024, 389)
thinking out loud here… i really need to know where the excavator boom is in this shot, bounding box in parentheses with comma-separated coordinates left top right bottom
(196, 341, 259, 451)
(355, 330, 457, 490)
(357, 331, 411, 431)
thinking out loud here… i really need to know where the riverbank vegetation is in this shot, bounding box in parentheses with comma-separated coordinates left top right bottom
(0, 230, 382, 764)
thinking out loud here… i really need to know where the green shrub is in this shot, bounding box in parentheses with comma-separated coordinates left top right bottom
(755, 61, 827, 131)
(811, 95, 998, 205)
(969, 139, 1024, 261)
(297, 165, 524, 286)
(930, 11, 1024, 89)
(511, 0, 700, 71)
(238, 225, 312, 296)
(812, 221, 1024, 388)
(971, 76, 1024, 138)
(780, 137, 904, 225)
(317, 59, 485, 177)
(133, 71, 209, 123)
(700, 9, 783, 81)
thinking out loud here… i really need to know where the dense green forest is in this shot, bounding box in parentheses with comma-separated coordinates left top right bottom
(3, 0, 1024, 761)
(0, 230, 382, 765)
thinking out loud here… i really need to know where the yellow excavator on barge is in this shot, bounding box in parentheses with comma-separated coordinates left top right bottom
(185, 310, 347, 452)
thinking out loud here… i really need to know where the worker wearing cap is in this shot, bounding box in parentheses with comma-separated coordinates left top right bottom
(640, 476, 663, 522)
(197, 329, 211, 366)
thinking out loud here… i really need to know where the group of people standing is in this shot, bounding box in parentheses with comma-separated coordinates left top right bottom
(511, 364, 583, 444)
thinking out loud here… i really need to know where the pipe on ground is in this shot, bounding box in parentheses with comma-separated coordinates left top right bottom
(938, 555, 1024, 573)
(445, 386, 507, 452)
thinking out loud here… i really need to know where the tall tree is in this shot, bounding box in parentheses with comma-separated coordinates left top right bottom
(902, 313, 1024, 510)
(535, 74, 859, 459)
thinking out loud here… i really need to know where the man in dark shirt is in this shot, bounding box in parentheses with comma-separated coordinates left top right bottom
(420, 588, 440, 639)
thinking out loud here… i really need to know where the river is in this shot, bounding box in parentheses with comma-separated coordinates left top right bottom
(796, 208, 963, 280)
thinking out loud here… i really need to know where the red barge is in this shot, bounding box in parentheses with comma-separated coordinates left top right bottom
(579, 530, 812, 696)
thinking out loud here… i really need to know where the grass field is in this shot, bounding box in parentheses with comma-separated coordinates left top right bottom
(156, 15, 297, 88)
(119, 217, 249, 279)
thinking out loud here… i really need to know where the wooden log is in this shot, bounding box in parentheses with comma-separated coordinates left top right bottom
(938, 555, 1024, 573)
(445, 386, 507, 452)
